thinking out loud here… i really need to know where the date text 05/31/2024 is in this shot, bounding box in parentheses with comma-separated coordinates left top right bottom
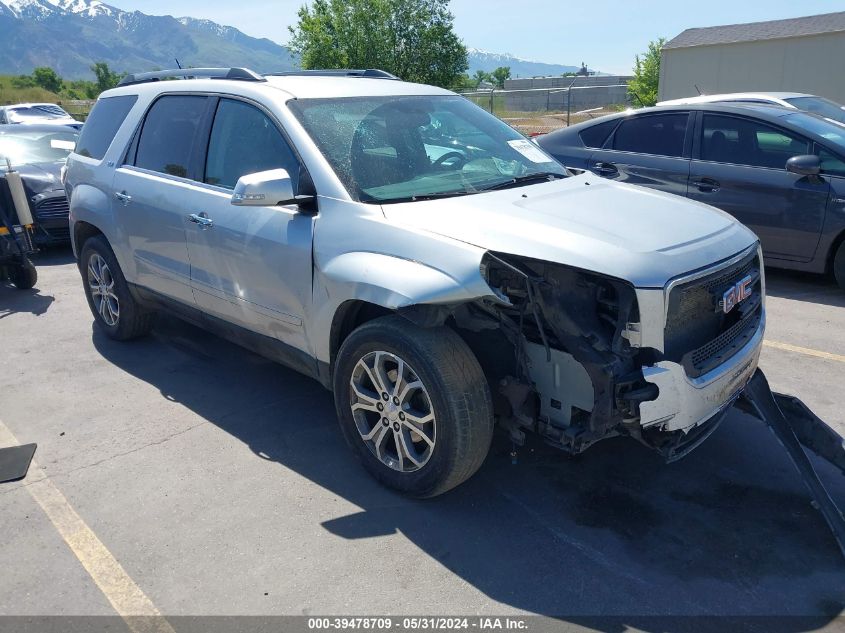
(307, 617, 529, 630)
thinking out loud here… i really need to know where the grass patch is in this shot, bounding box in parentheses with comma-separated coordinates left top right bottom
(0, 75, 94, 119)
(0, 75, 61, 105)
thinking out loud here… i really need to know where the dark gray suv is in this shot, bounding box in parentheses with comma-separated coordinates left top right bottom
(538, 103, 845, 288)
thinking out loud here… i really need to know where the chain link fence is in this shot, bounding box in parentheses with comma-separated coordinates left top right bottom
(461, 79, 632, 136)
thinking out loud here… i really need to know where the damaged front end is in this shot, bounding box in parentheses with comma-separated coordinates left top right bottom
(449, 247, 765, 462)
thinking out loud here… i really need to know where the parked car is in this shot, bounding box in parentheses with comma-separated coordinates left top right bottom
(657, 92, 845, 126)
(0, 124, 78, 243)
(65, 68, 764, 497)
(538, 103, 845, 288)
(0, 103, 82, 128)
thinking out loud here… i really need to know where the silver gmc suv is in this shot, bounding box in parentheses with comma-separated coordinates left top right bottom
(65, 68, 765, 497)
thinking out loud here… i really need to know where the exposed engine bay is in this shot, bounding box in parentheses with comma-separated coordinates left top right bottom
(396, 251, 691, 459)
(452, 251, 687, 457)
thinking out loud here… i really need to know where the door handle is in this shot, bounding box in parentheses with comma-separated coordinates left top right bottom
(188, 213, 214, 228)
(114, 191, 132, 205)
(691, 178, 721, 192)
(593, 161, 618, 176)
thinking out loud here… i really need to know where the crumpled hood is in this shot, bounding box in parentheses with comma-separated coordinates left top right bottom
(381, 173, 758, 288)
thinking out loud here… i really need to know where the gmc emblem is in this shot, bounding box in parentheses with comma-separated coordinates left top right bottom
(721, 275, 754, 314)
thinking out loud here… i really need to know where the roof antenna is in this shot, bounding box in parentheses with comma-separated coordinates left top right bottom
(175, 58, 183, 69)
(694, 84, 703, 95)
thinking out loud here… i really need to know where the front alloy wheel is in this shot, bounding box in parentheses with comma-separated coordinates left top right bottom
(87, 253, 119, 327)
(334, 315, 494, 498)
(350, 351, 436, 472)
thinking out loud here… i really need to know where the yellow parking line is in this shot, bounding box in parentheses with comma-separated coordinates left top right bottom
(0, 420, 174, 633)
(764, 340, 845, 364)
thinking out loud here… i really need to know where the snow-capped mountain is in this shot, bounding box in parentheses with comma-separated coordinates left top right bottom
(0, 0, 582, 81)
(0, 0, 113, 20)
(467, 48, 584, 78)
(0, 0, 297, 78)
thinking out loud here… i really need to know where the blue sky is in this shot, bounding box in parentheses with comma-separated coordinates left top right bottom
(105, 0, 843, 74)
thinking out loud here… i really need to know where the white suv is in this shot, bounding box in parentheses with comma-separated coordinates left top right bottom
(65, 68, 764, 497)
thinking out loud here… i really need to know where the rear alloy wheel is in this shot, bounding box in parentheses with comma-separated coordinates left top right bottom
(334, 315, 493, 498)
(80, 235, 153, 341)
(87, 253, 120, 326)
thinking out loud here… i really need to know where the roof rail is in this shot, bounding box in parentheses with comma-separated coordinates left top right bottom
(118, 67, 266, 87)
(264, 69, 400, 80)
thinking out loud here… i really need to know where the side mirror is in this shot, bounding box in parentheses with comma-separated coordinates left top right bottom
(786, 154, 821, 177)
(231, 169, 299, 206)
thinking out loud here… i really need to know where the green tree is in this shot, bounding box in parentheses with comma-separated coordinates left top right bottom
(472, 69, 489, 87)
(489, 66, 510, 89)
(90, 62, 123, 93)
(628, 37, 665, 107)
(32, 67, 63, 93)
(64, 79, 99, 100)
(11, 75, 36, 89)
(450, 73, 476, 92)
(288, 0, 468, 88)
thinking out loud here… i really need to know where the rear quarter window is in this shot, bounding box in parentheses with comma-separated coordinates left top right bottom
(578, 119, 619, 148)
(75, 95, 138, 160)
(612, 113, 689, 157)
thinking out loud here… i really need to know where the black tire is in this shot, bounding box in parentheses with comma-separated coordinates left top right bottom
(80, 235, 153, 340)
(333, 315, 493, 498)
(10, 259, 37, 290)
(834, 241, 845, 291)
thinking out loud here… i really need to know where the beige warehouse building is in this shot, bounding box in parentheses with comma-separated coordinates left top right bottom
(659, 12, 845, 103)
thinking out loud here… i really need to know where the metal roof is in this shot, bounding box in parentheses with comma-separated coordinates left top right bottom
(664, 11, 845, 49)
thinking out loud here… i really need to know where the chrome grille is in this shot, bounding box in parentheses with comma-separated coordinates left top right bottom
(664, 249, 763, 378)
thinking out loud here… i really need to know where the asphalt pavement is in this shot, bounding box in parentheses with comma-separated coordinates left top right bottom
(0, 247, 843, 631)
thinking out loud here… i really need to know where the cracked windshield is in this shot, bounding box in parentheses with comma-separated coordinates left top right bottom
(290, 95, 566, 203)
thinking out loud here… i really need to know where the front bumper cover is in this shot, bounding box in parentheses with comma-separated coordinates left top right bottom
(639, 310, 765, 433)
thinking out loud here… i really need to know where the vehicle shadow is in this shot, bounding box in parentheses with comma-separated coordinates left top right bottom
(764, 267, 845, 308)
(0, 285, 54, 318)
(32, 244, 75, 267)
(91, 315, 845, 627)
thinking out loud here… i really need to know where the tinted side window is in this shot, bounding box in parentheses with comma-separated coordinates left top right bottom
(76, 95, 137, 160)
(612, 114, 688, 157)
(135, 96, 207, 178)
(579, 119, 618, 148)
(701, 115, 810, 169)
(205, 99, 299, 189)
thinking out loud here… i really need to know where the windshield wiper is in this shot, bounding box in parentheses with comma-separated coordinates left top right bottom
(480, 172, 565, 192)
(377, 190, 477, 204)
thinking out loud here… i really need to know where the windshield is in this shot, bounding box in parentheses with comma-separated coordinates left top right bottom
(289, 95, 566, 203)
(0, 128, 79, 167)
(784, 96, 845, 124)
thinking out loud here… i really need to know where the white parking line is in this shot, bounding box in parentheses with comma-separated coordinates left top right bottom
(0, 419, 174, 633)
(764, 340, 845, 364)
